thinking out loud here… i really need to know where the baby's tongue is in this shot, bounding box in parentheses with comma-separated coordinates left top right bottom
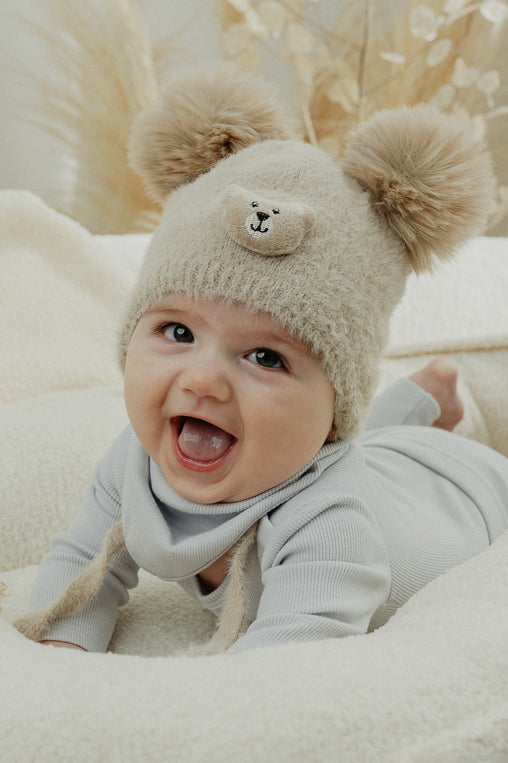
(178, 418, 234, 461)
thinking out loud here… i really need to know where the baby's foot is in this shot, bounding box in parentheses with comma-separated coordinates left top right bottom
(409, 357, 464, 431)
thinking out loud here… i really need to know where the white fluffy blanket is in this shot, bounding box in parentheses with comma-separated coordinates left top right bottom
(1, 190, 508, 761)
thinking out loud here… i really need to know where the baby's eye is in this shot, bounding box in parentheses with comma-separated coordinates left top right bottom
(246, 348, 285, 369)
(162, 323, 194, 343)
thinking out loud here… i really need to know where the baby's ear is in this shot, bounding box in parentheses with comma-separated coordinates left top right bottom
(342, 105, 495, 272)
(129, 66, 293, 204)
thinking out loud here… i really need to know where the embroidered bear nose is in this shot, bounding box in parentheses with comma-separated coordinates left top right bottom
(256, 211, 270, 222)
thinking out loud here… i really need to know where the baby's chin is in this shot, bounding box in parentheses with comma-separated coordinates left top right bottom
(160, 461, 282, 505)
(168, 480, 253, 506)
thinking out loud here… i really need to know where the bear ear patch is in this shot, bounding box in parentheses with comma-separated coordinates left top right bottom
(129, 66, 294, 204)
(342, 104, 495, 272)
(223, 184, 315, 256)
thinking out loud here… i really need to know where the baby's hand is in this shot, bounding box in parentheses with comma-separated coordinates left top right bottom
(40, 640, 87, 651)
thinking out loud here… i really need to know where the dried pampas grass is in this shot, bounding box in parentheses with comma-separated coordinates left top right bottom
(215, 0, 508, 235)
(5, 0, 508, 235)
(9, 0, 163, 233)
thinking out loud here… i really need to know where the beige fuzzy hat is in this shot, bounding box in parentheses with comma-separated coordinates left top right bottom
(122, 66, 495, 441)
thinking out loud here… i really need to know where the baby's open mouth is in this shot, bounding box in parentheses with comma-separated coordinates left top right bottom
(172, 416, 236, 465)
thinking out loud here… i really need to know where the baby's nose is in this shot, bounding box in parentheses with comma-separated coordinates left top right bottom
(178, 359, 231, 402)
(256, 211, 269, 222)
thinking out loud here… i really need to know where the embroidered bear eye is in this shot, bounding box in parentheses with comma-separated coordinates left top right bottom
(251, 201, 259, 208)
(272, 208, 279, 214)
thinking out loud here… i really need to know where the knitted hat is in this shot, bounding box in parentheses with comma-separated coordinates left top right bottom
(123, 66, 494, 441)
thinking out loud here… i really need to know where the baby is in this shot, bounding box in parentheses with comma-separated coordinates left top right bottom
(16, 69, 508, 655)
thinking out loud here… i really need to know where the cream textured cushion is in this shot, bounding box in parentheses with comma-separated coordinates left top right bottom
(1, 191, 508, 760)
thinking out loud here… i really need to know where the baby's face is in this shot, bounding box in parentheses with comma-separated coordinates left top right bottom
(124, 294, 335, 504)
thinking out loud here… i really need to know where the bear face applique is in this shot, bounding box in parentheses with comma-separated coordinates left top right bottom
(223, 184, 315, 256)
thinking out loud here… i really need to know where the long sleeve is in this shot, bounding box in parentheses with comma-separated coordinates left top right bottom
(28, 430, 139, 652)
(230, 497, 391, 653)
(365, 378, 440, 431)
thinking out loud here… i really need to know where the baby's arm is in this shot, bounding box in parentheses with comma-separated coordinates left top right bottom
(366, 357, 463, 432)
(229, 499, 391, 653)
(27, 431, 139, 652)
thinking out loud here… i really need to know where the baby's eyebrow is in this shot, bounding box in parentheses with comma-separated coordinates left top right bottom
(252, 329, 310, 357)
(145, 305, 187, 318)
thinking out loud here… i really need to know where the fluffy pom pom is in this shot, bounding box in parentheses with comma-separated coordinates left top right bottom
(129, 66, 293, 203)
(342, 104, 496, 272)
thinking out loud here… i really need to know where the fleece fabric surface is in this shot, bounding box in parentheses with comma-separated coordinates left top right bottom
(1, 190, 508, 761)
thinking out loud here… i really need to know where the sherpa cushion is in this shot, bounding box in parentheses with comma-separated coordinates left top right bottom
(1, 190, 508, 761)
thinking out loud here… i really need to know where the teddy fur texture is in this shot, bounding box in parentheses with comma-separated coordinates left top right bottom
(14, 521, 125, 642)
(123, 70, 494, 441)
(342, 105, 496, 273)
(128, 66, 294, 203)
